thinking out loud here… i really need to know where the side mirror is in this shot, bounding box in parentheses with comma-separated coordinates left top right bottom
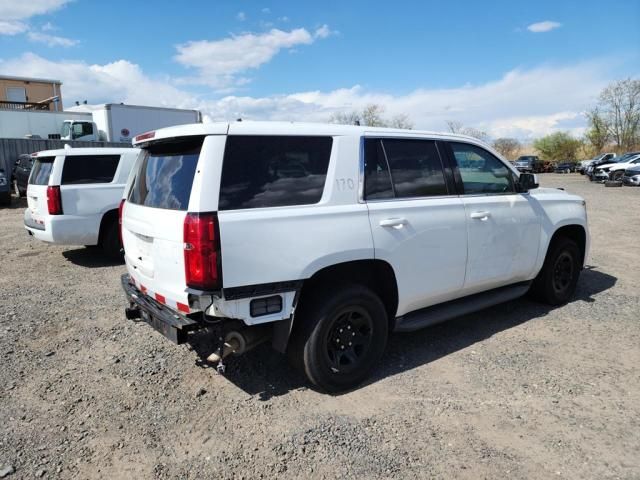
(516, 173, 539, 192)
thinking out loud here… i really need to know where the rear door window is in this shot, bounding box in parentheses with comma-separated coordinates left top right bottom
(219, 136, 332, 210)
(364, 138, 448, 200)
(128, 136, 203, 210)
(61, 155, 121, 184)
(29, 157, 55, 185)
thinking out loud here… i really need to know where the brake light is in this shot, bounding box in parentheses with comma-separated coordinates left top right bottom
(118, 199, 125, 247)
(183, 212, 221, 291)
(46, 186, 62, 215)
(134, 131, 155, 143)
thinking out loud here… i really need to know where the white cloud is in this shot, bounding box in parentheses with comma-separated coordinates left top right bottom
(527, 21, 562, 33)
(174, 27, 329, 89)
(314, 24, 335, 39)
(0, 0, 72, 19)
(0, 53, 196, 107)
(0, 0, 72, 36)
(0, 20, 28, 35)
(261, 7, 271, 14)
(27, 31, 78, 47)
(236, 11, 246, 21)
(0, 53, 613, 139)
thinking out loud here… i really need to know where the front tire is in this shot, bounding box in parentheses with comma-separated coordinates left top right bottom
(530, 237, 581, 305)
(288, 285, 388, 393)
(611, 170, 624, 181)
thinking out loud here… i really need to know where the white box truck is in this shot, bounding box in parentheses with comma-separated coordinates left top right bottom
(61, 104, 202, 143)
(0, 109, 93, 139)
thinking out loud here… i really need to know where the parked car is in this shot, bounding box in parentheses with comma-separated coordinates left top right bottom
(119, 121, 589, 392)
(585, 153, 618, 179)
(594, 153, 640, 182)
(578, 153, 616, 175)
(0, 167, 10, 206)
(24, 147, 140, 256)
(12, 153, 33, 197)
(514, 155, 543, 173)
(554, 162, 577, 173)
(622, 164, 640, 186)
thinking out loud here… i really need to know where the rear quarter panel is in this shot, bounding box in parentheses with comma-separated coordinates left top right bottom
(215, 135, 374, 288)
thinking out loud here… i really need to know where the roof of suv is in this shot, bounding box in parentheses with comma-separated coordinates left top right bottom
(32, 147, 138, 157)
(133, 120, 489, 146)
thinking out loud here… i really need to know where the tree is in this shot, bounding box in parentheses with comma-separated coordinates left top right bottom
(584, 107, 610, 154)
(532, 132, 582, 161)
(445, 120, 490, 143)
(492, 138, 521, 160)
(361, 104, 387, 127)
(329, 111, 361, 125)
(329, 104, 414, 129)
(388, 114, 414, 129)
(596, 78, 640, 151)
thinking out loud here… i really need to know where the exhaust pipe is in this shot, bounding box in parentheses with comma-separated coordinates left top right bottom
(207, 325, 271, 363)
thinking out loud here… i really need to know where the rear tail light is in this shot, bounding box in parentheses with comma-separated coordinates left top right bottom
(46, 186, 62, 215)
(183, 212, 221, 291)
(118, 199, 125, 247)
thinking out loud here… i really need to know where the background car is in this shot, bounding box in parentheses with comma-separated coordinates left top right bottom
(555, 162, 577, 173)
(0, 168, 10, 206)
(594, 153, 640, 182)
(514, 155, 543, 173)
(12, 154, 33, 197)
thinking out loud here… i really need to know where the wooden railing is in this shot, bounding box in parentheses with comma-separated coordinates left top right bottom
(0, 100, 51, 111)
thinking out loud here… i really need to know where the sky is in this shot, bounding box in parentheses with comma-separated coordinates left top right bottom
(0, 0, 638, 140)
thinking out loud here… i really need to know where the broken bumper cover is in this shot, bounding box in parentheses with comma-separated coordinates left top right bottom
(121, 274, 200, 344)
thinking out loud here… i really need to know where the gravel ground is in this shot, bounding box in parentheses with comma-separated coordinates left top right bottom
(0, 174, 638, 479)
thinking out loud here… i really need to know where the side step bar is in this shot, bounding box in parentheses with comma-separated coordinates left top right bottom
(394, 281, 532, 333)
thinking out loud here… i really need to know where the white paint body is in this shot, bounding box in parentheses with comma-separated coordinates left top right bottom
(24, 148, 140, 245)
(122, 122, 590, 325)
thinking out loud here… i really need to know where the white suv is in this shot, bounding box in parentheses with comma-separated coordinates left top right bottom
(120, 122, 589, 392)
(24, 147, 140, 257)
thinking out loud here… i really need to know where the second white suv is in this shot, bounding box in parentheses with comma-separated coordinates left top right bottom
(120, 122, 589, 392)
(24, 147, 140, 257)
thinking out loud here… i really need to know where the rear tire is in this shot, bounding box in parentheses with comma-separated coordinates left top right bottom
(100, 220, 122, 259)
(0, 191, 10, 207)
(288, 284, 388, 393)
(529, 237, 581, 305)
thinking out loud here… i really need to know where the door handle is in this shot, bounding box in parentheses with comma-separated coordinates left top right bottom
(470, 211, 491, 220)
(379, 218, 407, 228)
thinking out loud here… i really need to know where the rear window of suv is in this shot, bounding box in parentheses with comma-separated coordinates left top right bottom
(219, 135, 333, 210)
(128, 136, 203, 210)
(61, 155, 121, 184)
(29, 157, 55, 185)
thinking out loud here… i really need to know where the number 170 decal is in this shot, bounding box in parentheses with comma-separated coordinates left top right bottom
(335, 178, 355, 190)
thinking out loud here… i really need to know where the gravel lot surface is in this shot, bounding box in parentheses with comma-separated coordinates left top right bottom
(0, 174, 638, 479)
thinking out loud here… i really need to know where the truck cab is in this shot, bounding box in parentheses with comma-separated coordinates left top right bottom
(60, 120, 100, 141)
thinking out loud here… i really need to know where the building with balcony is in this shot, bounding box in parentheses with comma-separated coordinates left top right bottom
(0, 75, 63, 111)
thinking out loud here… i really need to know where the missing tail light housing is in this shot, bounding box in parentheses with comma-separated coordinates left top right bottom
(183, 212, 221, 291)
(46, 186, 63, 215)
(118, 199, 125, 247)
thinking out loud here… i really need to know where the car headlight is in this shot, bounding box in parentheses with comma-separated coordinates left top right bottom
(0, 173, 7, 186)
